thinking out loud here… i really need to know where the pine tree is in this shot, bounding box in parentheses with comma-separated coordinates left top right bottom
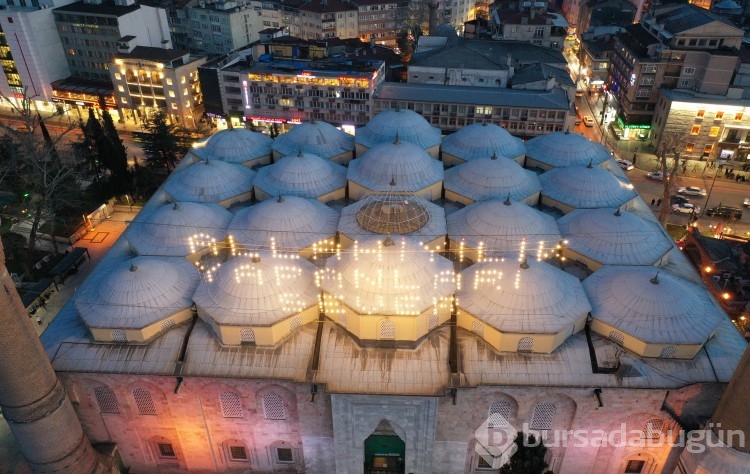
(100, 109, 131, 194)
(141, 110, 192, 171)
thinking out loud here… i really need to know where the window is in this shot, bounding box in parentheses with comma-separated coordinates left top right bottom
(683, 66, 695, 75)
(240, 328, 256, 343)
(691, 125, 701, 135)
(262, 393, 287, 420)
(477, 456, 493, 469)
(220, 392, 244, 418)
(487, 401, 511, 428)
(636, 89, 651, 98)
(518, 337, 534, 352)
(428, 312, 438, 329)
(643, 419, 664, 439)
(686, 143, 695, 152)
(166, 78, 173, 86)
(625, 460, 645, 473)
(704, 144, 713, 154)
(379, 320, 396, 339)
(229, 445, 248, 461)
(158, 443, 176, 458)
(472, 320, 485, 337)
(696, 109, 705, 118)
(735, 113, 743, 121)
(680, 79, 693, 88)
(609, 331, 624, 345)
(277, 447, 294, 463)
(338, 313, 348, 328)
(289, 315, 302, 331)
(716, 111, 724, 119)
(530, 402, 556, 430)
(659, 346, 676, 358)
(709, 127, 720, 137)
(111, 330, 127, 342)
(133, 388, 157, 415)
(94, 386, 120, 414)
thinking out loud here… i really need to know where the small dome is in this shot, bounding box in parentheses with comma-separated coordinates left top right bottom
(228, 196, 339, 252)
(444, 156, 542, 203)
(355, 109, 441, 150)
(272, 120, 355, 159)
(458, 258, 591, 334)
(525, 131, 611, 168)
(193, 252, 320, 326)
(163, 159, 255, 203)
(190, 128, 273, 164)
(447, 199, 561, 257)
(583, 266, 724, 345)
(558, 208, 672, 266)
(126, 201, 232, 257)
(441, 123, 525, 161)
(540, 165, 638, 209)
(318, 235, 455, 315)
(75, 256, 201, 329)
(254, 150, 347, 200)
(348, 139, 444, 192)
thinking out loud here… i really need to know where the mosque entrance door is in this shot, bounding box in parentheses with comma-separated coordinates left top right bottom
(363, 420, 405, 474)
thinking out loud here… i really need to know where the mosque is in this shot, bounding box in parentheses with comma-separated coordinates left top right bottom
(19, 110, 750, 473)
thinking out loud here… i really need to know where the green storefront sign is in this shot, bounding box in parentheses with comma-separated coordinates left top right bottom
(617, 117, 651, 129)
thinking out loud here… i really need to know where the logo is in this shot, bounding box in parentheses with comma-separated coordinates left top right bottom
(474, 413, 518, 469)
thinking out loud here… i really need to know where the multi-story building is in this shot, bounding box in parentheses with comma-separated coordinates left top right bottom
(609, 4, 743, 140)
(187, 0, 274, 56)
(51, 0, 172, 117)
(143, 0, 198, 51)
(491, 6, 567, 50)
(110, 45, 206, 126)
(579, 37, 614, 92)
(355, 0, 401, 46)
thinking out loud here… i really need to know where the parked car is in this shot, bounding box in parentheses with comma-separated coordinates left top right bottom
(671, 195, 690, 206)
(672, 203, 700, 214)
(583, 116, 595, 127)
(647, 170, 669, 181)
(744, 197, 750, 207)
(705, 206, 743, 220)
(677, 186, 707, 197)
(616, 159, 634, 171)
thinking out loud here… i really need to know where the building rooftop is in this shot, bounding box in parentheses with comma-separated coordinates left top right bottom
(115, 46, 194, 64)
(53, 0, 140, 17)
(652, 3, 735, 35)
(512, 63, 575, 89)
(411, 40, 566, 69)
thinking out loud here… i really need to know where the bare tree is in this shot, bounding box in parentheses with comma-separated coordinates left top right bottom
(654, 129, 690, 225)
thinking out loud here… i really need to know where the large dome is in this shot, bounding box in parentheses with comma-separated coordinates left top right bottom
(228, 196, 339, 252)
(125, 201, 232, 257)
(441, 122, 525, 161)
(74, 256, 201, 329)
(457, 258, 591, 334)
(355, 109, 441, 150)
(189, 128, 273, 164)
(557, 208, 672, 266)
(272, 120, 355, 159)
(347, 138, 444, 192)
(254, 150, 347, 200)
(540, 165, 638, 209)
(444, 155, 542, 203)
(318, 235, 455, 315)
(163, 159, 255, 203)
(583, 266, 724, 345)
(447, 199, 561, 257)
(525, 131, 611, 168)
(193, 252, 320, 326)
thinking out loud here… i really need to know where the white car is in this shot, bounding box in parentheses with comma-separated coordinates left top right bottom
(617, 159, 634, 171)
(744, 197, 750, 207)
(583, 116, 595, 127)
(677, 186, 707, 197)
(672, 203, 700, 214)
(647, 170, 669, 181)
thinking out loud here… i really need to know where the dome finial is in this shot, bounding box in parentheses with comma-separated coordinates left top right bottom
(310, 117, 316, 124)
(504, 193, 511, 206)
(297, 148, 303, 157)
(587, 159, 593, 169)
(277, 194, 284, 203)
(565, 128, 570, 134)
(130, 262, 138, 272)
(173, 202, 179, 210)
(482, 120, 488, 127)
(491, 151, 498, 160)
(390, 175, 397, 187)
(393, 130, 400, 145)
(614, 206, 621, 216)
(650, 272, 660, 284)
(204, 158, 210, 165)
(383, 233, 394, 247)
(520, 256, 529, 269)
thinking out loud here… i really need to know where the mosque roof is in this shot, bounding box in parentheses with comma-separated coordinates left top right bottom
(440, 122, 526, 161)
(447, 199, 561, 257)
(74, 256, 201, 329)
(227, 196, 339, 252)
(443, 155, 542, 202)
(163, 159, 256, 203)
(525, 131, 611, 168)
(457, 258, 591, 334)
(125, 201, 232, 257)
(254, 150, 347, 200)
(558, 208, 673, 266)
(355, 108, 442, 150)
(271, 120, 355, 159)
(189, 128, 273, 164)
(540, 165, 638, 209)
(347, 138, 444, 192)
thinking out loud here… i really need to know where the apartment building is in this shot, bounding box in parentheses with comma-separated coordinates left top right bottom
(355, 0, 400, 46)
(110, 45, 205, 126)
(491, 6, 567, 49)
(187, 0, 274, 56)
(609, 4, 742, 139)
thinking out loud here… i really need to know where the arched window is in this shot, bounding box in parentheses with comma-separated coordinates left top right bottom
(530, 402, 555, 430)
(642, 419, 664, 439)
(133, 387, 157, 415)
(659, 346, 676, 359)
(289, 315, 302, 332)
(262, 393, 287, 420)
(609, 331, 625, 346)
(518, 337, 534, 352)
(472, 320, 485, 337)
(111, 330, 127, 342)
(240, 328, 256, 343)
(161, 319, 175, 330)
(428, 312, 438, 330)
(487, 401, 511, 428)
(93, 386, 120, 414)
(220, 392, 244, 418)
(379, 320, 396, 339)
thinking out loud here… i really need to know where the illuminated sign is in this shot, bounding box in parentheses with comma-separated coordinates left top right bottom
(617, 117, 651, 129)
(247, 116, 302, 124)
(242, 80, 251, 109)
(299, 71, 315, 77)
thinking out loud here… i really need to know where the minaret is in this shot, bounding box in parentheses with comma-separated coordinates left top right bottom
(428, 0, 439, 35)
(0, 242, 103, 473)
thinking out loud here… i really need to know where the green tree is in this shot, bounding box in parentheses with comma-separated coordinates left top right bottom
(498, 432, 553, 474)
(81, 108, 105, 181)
(100, 109, 131, 194)
(396, 23, 422, 64)
(141, 109, 192, 171)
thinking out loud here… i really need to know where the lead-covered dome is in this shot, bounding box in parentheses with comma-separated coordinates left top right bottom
(355, 109, 441, 150)
(125, 202, 232, 257)
(163, 159, 255, 204)
(540, 165, 638, 210)
(525, 131, 611, 169)
(557, 208, 672, 268)
(189, 128, 272, 165)
(272, 120, 355, 160)
(444, 154, 542, 204)
(74, 256, 201, 330)
(254, 150, 347, 202)
(441, 122, 525, 162)
(227, 196, 339, 253)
